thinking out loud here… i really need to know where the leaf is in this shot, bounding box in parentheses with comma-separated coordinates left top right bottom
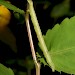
(36, 52, 48, 66)
(50, 0, 70, 18)
(0, 27, 17, 53)
(13, 12, 25, 24)
(50, 16, 75, 74)
(0, 1, 24, 14)
(44, 24, 60, 50)
(38, 16, 75, 74)
(0, 63, 14, 75)
(14, 12, 20, 19)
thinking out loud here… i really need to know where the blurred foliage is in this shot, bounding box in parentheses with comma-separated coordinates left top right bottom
(5, 56, 34, 75)
(13, 12, 25, 24)
(18, 71, 27, 75)
(0, 63, 14, 75)
(0, 28, 17, 53)
(50, 0, 70, 19)
(17, 56, 34, 70)
(0, 0, 75, 75)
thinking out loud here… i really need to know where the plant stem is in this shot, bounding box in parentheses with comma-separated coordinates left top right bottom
(27, 0, 55, 71)
(25, 9, 40, 75)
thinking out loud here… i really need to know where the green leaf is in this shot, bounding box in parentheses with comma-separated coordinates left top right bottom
(13, 12, 25, 24)
(50, 16, 75, 74)
(0, 63, 14, 75)
(14, 12, 20, 19)
(44, 24, 60, 50)
(39, 16, 75, 74)
(36, 52, 48, 66)
(50, 0, 70, 18)
(0, 1, 24, 14)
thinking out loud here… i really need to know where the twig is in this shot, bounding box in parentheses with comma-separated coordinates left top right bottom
(25, 7, 40, 75)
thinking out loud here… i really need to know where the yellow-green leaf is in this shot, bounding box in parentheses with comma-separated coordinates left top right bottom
(0, 63, 14, 75)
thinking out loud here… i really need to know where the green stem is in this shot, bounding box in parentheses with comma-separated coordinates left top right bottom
(27, 0, 55, 71)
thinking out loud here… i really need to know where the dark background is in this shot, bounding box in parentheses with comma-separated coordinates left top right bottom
(0, 0, 75, 75)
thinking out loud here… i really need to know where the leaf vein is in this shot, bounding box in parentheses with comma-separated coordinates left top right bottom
(50, 47, 75, 55)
